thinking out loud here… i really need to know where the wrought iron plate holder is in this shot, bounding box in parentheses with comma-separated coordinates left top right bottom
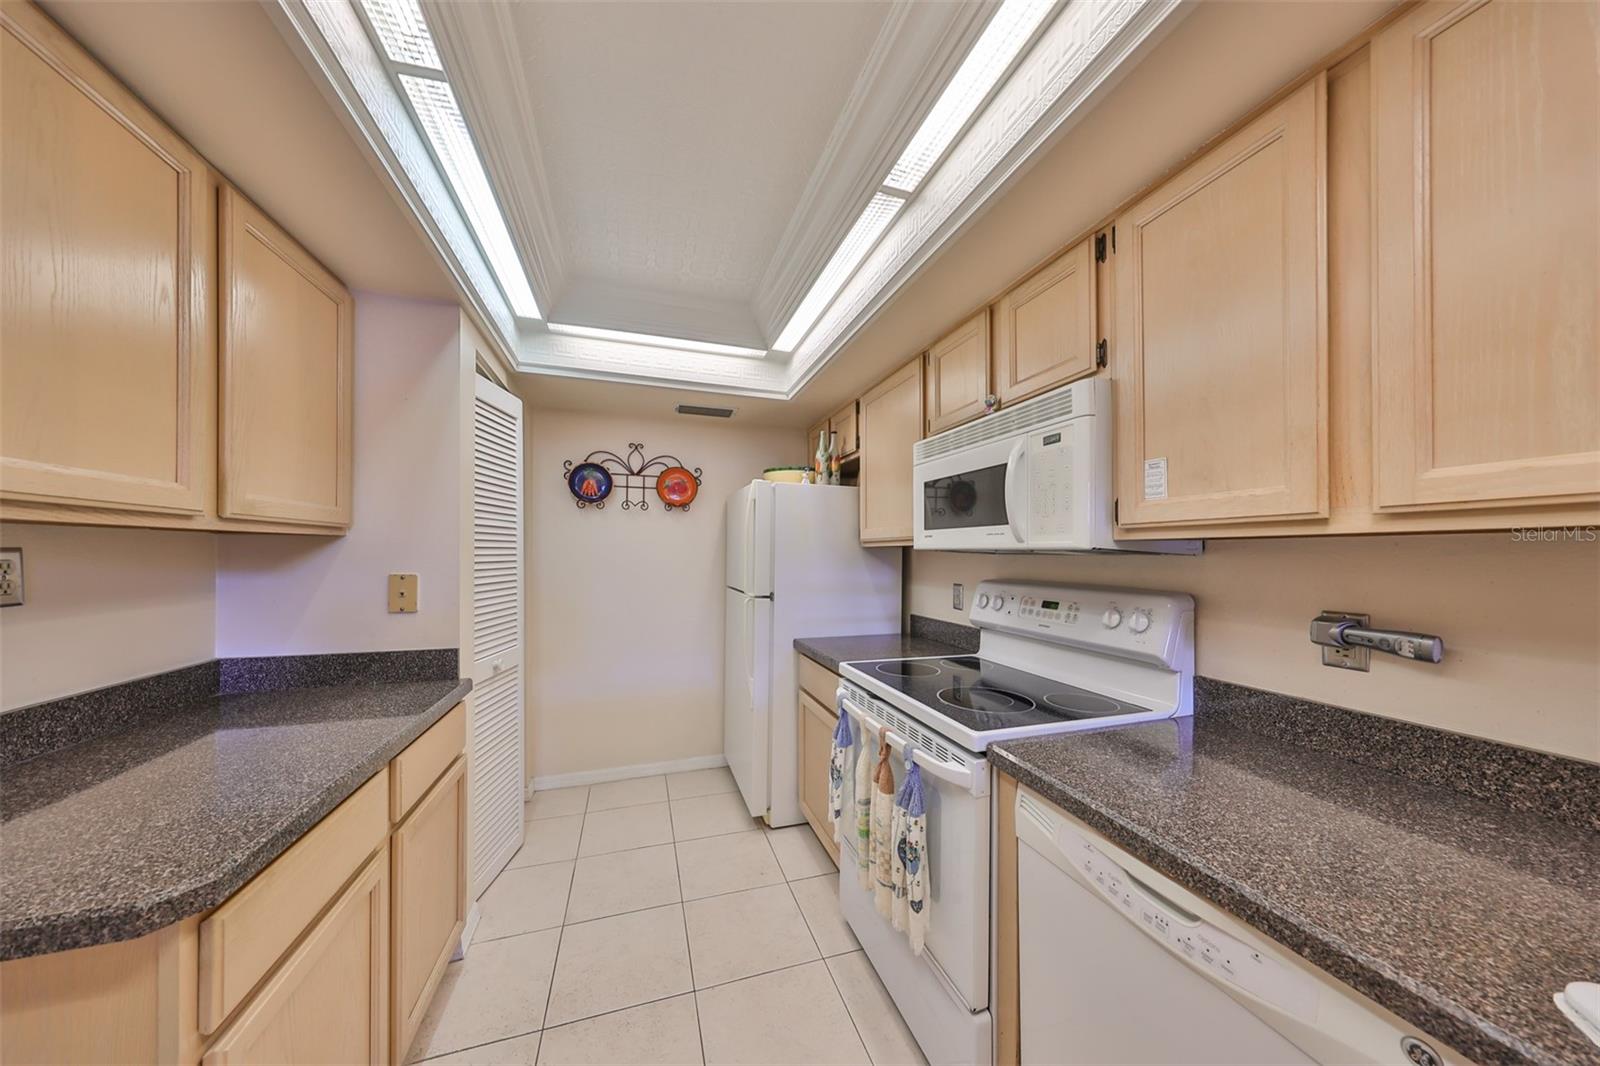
(563, 442, 703, 511)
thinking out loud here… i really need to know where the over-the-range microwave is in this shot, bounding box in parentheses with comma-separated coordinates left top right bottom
(912, 377, 1199, 554)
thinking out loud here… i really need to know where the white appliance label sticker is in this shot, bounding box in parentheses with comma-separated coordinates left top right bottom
(1143, 458, 1168, 500)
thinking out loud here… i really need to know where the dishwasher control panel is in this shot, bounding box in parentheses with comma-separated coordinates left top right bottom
(1056, 819, 1320, 1022)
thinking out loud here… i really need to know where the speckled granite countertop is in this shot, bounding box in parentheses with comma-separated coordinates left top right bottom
(793, 615, 979, 673)
(991, 718, 1600, 1066)
(1, 677, 470, 960)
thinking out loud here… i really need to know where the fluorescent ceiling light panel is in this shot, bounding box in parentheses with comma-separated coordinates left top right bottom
(884, 0, 1056, 193)
(548, 322, 767, 358)
(399, 74, 541, 319)
(358, 0, 440, 70)
(773, 192, 905, 353)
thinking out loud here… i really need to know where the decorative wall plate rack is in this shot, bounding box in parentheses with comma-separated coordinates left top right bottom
(563, 443, 703, 511)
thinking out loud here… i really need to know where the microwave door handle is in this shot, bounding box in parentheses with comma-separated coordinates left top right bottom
(1003, 439, 1027, 544)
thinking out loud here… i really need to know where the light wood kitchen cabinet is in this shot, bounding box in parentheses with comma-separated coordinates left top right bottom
(1370, 0, 1599, 513)
(199, 770, 390, 1033)
(1114, 75, 1328, 529)
(220, 186, 354, 527)
(797, 690, 841, 865)
(992, 240, 1097, 407)
(858, 356, 925, 544)
(0, 1, 212, 517)
(807, 401, 860, 468)
(0, 704, 466, 1065)
(830, 399, 859, 458)
(924, 309, 992, 435)
(203, 850, 389, 1066)
(391, 758, 467, 1060)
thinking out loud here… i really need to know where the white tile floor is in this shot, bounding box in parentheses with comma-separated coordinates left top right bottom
(410, 766, 926, 1066)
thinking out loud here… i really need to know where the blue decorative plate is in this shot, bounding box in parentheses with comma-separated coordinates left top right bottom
(568, 462, 612, 503)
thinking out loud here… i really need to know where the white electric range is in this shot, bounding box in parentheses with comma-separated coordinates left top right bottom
(835, 579, 1195, 1066)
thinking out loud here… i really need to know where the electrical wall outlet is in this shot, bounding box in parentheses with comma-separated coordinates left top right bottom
(0, 548, 22, 607)
(388, 573, 418, 614)
(952, 583, 964, 611)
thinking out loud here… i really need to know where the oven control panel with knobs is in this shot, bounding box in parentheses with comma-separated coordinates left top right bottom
(970, 580, 1194, 672)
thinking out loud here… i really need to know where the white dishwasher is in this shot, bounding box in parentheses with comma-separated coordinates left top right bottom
(1014, 785, 1456, 1066)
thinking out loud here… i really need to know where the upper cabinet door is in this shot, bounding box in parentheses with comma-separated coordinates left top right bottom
(1372, 0, 1599, 511)
(1115, 75, 1328, 528)
(925, 309, 992, 435)
(859, 356, 924, 544)
(992, 239, 1096, 406)
(831, 400, 859, 458)
(219, 187, 354, 527)
(1, 4, 210, 514)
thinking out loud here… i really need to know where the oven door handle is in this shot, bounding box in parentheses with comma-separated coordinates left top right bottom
(839, 689, 989, 797)
(1002, 438, 1027, 545)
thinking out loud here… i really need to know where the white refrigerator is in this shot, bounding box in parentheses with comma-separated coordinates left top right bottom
(724, 480, 901, 827)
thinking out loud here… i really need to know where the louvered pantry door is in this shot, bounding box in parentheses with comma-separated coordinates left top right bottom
(469, 375, 525, 900)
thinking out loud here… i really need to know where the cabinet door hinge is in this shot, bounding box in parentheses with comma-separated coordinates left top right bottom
(1094, 232, 1107, 263)
(1095, 339, 1108, 368)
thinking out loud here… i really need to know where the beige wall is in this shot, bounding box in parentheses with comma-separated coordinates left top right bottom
(216, 293, 465, 656)
(521, 405, 803, 781)
(0, 524, 216, 710)
(908, 534, 1600, 763)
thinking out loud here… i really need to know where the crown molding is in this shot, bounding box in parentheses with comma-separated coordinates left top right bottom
(265, 0, 521, 371)
(515, 324, 791, 399)
(751, 1, 993, 341)
(786, 0, 1188, 395)
(425, 0, 567, 312)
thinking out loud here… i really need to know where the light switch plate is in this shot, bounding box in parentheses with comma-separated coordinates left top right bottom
(0, 548, 21, 607)
(388, 573, 418, 614)
(952, 583, 964, 611)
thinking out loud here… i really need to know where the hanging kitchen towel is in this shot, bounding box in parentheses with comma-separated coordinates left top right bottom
(897, 754, 930, 955)
(889, 746, 913, 932)
(872, 730, 896, 918)
(854, 727, 873, 891)
(828, 700, 854, 846)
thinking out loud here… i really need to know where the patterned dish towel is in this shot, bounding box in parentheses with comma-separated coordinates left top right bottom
(828, 698, 854, 847)
(855, 727, 873, 891)
(891, 750, 930, 954)
(872, 731, 897, 918)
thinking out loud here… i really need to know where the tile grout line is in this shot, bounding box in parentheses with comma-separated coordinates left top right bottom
(783, 858, 876, 1064)
(531, 815, 584, 1053)
(671, 847, 708, 1066)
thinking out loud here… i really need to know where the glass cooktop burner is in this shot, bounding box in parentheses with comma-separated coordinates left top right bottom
(843, 654, 1135, 736)
(1043, 691, 1124, 716)
(936, 686, 1037, 714)
(874, 660, 941, 678)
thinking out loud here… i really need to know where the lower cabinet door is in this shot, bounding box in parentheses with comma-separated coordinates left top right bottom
(204, 848, 389, 1066)
(797, 691, 840, 865)
(391, 758, 467, 1062)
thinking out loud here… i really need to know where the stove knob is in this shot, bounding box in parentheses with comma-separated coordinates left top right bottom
(1129, 609, 1152, 634)
(976, 593, 990, 609)
(1101, 607, 1123, 629)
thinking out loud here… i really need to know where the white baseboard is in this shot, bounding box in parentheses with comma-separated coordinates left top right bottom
(528, 753, 729, 794)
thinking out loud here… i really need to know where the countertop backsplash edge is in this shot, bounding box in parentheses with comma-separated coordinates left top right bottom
(1, 648, 462, 769)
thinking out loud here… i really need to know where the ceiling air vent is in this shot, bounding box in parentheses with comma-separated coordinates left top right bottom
(675, 404, 735, 419)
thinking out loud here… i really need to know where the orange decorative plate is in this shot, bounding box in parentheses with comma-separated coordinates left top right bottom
(656, 466, 698, 507)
